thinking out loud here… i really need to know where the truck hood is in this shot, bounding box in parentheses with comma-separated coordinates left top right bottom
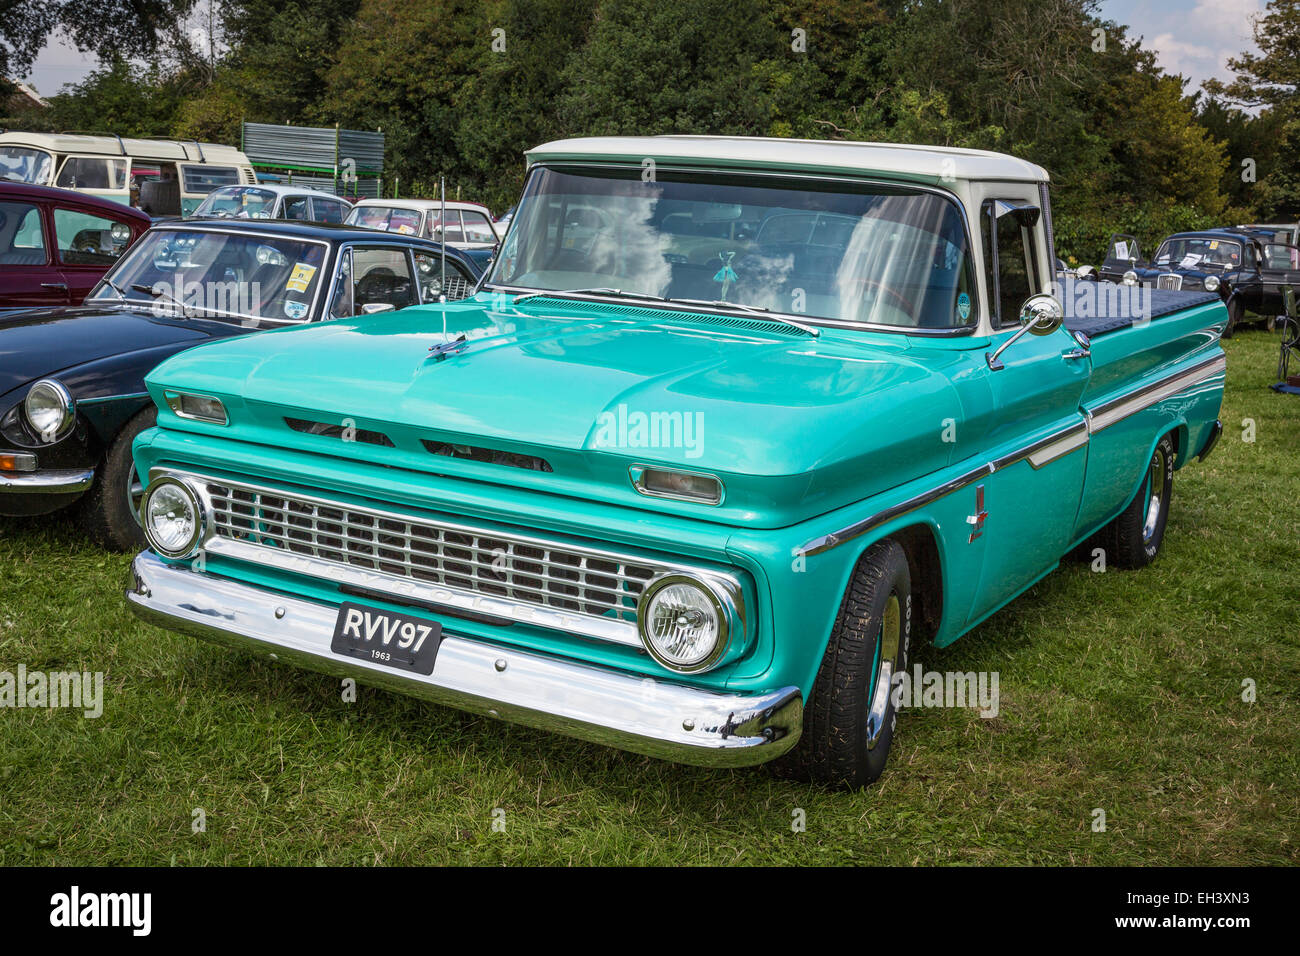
(146, 296, 969, 525)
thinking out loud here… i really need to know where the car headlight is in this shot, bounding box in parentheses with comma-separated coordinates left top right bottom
(1122, 270, 1139, 287)
(637, 573, 738, 672)
(1203, 275, 1220, 292)
(23, 379, 75, 443)
(140, 476, 207, 559)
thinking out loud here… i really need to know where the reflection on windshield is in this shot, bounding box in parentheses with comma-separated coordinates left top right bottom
(194, 186, 278, 219)
(1154, 238, 1242, 270)
(488, 166, 977, 329)
(89, 230, 327, 325)
(0, 147, 53, 184)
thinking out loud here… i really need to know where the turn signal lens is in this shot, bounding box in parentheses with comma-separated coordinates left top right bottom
(630, 466, 723, 505)
(164, 391, 228, 425)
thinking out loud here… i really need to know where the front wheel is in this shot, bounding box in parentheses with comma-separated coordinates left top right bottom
(1222, 298, 1242, 339)
(79, 406, 155, 551)
(771, 538, 912, 789)
(1102, 433, 1175, 569)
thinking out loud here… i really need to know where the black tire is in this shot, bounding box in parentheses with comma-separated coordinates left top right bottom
(1222, 298, 1242, 339)
(79, 406, 155, 551)
(771, 538, 912, 789)
(1101, 433, 1175, 570)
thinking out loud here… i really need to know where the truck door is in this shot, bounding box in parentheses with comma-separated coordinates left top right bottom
(964, 191, 1090, 622)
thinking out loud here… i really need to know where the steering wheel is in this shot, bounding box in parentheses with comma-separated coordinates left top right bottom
(855, 278, 916, 316)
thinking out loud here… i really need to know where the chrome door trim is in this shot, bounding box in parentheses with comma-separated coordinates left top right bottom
(799, 350, 1225, 558)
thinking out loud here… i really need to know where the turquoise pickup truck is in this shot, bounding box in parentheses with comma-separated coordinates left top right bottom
(125, 137, 1226, 788)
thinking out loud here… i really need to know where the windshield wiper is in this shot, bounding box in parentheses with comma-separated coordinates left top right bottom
(669, 298, 820, 337)
(99, 278, 128, 301)
(511, 287, 667, 304)
(131, 283, 196, 318)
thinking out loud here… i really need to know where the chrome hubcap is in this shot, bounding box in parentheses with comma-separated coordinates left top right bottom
(865, 592, 902, 749)
(1142, 447, 1166, 542)
(128, 463, 145, 527)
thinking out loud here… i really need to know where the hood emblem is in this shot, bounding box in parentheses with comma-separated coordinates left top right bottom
(427, 335, 468, 362)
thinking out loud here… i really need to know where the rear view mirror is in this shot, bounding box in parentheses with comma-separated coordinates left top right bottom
(986, 294, 1064, 371)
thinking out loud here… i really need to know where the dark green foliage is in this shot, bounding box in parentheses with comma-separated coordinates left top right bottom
(13, 0, 1298, 263)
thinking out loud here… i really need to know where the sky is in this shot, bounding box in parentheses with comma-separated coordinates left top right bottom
(21, 1, 1266, 100)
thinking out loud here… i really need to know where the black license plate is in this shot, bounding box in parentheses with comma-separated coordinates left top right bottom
(330, 602, 442, 675)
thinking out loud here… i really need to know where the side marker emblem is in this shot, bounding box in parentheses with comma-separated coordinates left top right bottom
(967, 484, 988, 543)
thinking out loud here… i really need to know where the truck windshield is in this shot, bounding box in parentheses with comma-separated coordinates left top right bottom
(88, 229, 328, 326)
(486, 165, 977, 329)
(0, 146, 53, 184)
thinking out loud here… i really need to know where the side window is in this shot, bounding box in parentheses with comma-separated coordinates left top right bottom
(282, 196, 311, 221)
(461, 212, 496, 244)
(331, 246, 416, 317)
(0, 202, 47, 262)
(53, 208, 135, 265)
(313, 199, 345, 224)
(55, 157, 125, 190)
(982, 200, 1038, 327)
(413, 251, 473, 302)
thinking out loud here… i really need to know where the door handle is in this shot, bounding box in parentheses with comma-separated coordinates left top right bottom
(1062, 330, 1091, 360)
(40, 282, 68, 292)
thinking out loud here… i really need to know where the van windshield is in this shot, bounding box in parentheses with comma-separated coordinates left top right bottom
(0, 146, 53, 185)
(486, 165, 977, 329)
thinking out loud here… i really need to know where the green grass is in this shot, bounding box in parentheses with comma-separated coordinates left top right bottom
(1, 329, 1296, 866)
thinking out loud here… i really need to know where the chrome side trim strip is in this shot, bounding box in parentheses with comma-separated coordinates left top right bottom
(1087, 353, 1226, 434)
(0, 467, 95, 494)
(799, 350, 1225, 557)
(126, 551, 802, 768)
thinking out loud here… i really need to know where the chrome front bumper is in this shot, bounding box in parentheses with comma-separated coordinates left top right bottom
(125, 551, 802, 767)
(0, 467, 94, 493)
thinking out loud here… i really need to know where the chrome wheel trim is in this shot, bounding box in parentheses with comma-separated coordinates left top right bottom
(865, 592, 902, 750)
(1142, 445, 1166, 543)
(128, 463, 145, 527)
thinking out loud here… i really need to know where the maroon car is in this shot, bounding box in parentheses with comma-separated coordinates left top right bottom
(0, 182, 150, 308)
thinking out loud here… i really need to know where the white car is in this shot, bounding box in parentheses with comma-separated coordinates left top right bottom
(191, 184, 352, 224)
(345, 198, 500, 249)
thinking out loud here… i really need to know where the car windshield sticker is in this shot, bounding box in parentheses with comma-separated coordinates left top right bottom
(957, 292, 971, 321)
(286, 263, 317, 293)
(1114, 240, 1130, 260)
(1179, 253, 1203, 269)
(284, 299, 308, 320)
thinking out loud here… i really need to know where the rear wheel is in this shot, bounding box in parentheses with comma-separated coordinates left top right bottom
(771, 538, 912, 789)
(79, 406, 155, 552)
(1102, 433, 1175, 569)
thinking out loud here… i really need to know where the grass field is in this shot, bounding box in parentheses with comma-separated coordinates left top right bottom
(0, 329, 1296, 866)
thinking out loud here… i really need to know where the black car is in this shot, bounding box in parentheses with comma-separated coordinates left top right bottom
(0, 219, 483, 549)
(1097, 228, 1300, 337)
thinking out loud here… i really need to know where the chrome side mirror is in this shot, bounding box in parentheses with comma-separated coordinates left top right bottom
(987, 294, 1065, 370)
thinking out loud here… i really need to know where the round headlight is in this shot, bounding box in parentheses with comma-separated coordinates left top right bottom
(1122, 270, 1139, 287)
(638, 574, 734, 672)
(140, 477, 206, 559)
(23, 379, 75, 443)
(1203, 274, 1220, 292)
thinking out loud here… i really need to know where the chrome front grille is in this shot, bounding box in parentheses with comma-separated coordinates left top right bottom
(1156, 273, 1182, 291)
(197, 475, 672, 645)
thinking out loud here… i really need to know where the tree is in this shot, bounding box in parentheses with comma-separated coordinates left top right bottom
(1205, 0, 1300, 219)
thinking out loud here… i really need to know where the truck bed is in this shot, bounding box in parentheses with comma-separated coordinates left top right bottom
(1063, 288, 1220, 337)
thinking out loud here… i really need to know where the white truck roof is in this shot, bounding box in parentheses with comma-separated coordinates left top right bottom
(351, 198, 493, 215)
(526, 135, 1049, 185)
